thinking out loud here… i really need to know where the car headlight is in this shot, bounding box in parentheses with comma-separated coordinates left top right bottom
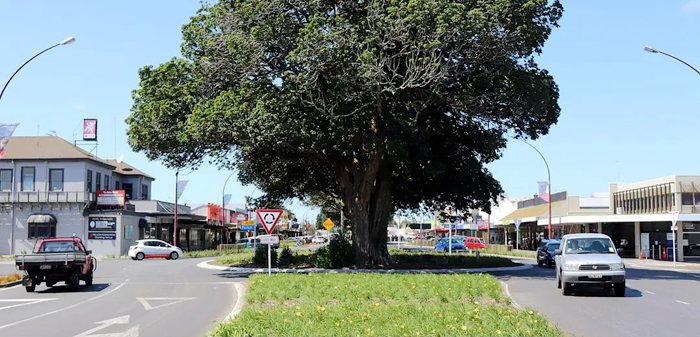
(609, 263, 624, 271)
(562, 263, 580, 271)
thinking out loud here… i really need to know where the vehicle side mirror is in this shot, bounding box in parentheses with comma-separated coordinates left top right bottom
(86, 250, 92, 255)
(616, 248, 624, 255)
(554, 249, 562, 255)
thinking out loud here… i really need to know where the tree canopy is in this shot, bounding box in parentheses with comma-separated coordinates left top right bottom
(127, 0, 563, 266)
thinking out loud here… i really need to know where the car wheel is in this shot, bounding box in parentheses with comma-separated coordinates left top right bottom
(613, 282, 625, 297)
(562, 282, 571, 296)
(136, 252, 145, 261)
(67, 274, 79, 291)
(85, 274, 93, 287)
(169, 251, 179, 260)
(547, 260, 553, 268)
(25, 284, 35, 293)
(537, 260, 543, 267)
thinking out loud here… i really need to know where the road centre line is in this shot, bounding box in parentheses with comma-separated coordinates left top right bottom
(675, 300, 690, 305)
(0, 282, 126, 330)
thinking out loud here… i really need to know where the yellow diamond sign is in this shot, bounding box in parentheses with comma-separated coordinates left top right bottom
(323, 218, 335, 231)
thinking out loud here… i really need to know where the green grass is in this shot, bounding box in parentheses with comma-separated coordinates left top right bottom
(216, 252, 255, 265)
(212, 273, 562, 337)
(481, 246, 536, 259)
(391, 251, 520, 269)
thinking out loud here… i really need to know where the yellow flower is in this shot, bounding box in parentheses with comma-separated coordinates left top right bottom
(336, 323, 340, 327)
(295, 312, 301, 316)
(528, 310, 534, 315)
(296, 306, 301, 310)
(400, 325, 405, 330)
(474, 301, 479, 305)
(374, 302, 381, 307)
(473, 308, 479, 313)
(496, 330, 502, 335)
(321, 306, 326, 312)
(461, 326, 467, 331)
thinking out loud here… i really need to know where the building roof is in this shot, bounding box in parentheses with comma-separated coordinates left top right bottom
(105, 160, 154, 180)
(1, 136, 114, 168)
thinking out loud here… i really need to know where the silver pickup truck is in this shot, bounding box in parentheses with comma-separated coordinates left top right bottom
(15, 237, 95, 292)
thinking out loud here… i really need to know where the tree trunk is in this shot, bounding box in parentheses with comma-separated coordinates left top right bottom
(340, 156, 392, 267)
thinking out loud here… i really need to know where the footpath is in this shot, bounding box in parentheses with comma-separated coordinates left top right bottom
(623, 257, 700, 273)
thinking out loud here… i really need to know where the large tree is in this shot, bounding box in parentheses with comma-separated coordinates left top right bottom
(127, 0, 563, 266)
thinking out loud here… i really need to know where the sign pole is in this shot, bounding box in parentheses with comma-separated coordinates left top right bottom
(268, 241, 272, 275)
(515, 219, 522, 251)
(672, 211, 679, 268)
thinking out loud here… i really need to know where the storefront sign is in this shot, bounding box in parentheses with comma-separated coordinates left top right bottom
(89, 217, 116, 231)
(96, 190, 126, 206)
(241, 225, 256, 231)
(684, 223, 697, 231)
(88, 232, 116, 240)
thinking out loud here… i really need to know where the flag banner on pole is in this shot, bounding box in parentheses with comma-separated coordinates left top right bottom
(0, 123, 19, 158)
(538, 181, 550, 202)
(223, 194, 232, 206)
(176, 180, 189, 199)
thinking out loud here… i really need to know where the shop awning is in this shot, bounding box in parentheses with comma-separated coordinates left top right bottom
(500, 202, 565, 225)
(27, 214, 57, 224)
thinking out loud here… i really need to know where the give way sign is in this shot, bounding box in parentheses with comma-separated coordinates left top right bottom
(256, 209, 283, 234)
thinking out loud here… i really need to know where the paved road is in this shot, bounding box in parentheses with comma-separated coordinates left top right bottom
(0, 257, 245, 337)
(495, 259, 700, 337)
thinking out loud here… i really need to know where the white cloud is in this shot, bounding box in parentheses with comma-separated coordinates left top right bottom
(682, 0, 700, 14)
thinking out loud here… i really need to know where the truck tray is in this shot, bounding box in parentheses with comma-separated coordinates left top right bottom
(15, 253, 87, 266)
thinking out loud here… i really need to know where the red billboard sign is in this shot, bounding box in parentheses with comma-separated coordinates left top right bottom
(96, 190, 126, 206)
(83, 119, 97, 141)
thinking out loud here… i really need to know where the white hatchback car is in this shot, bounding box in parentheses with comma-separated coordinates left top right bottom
(128, 239, 183, 261)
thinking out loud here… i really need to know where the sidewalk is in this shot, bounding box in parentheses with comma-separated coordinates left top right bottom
(623, 258, 700, 273)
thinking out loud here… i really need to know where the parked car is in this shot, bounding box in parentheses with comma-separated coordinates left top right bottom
(435, 238, 466, 252)
(15, 237, 95, 292)
(555, 233, 626, 296)
(464, 237, 487, 250)
(128, 239, 183, 260)
(312, 236, 327, 244)
(537, 239, 560, 267)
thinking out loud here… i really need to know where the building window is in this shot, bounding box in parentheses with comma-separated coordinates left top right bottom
(29, 223, 56, 238)
(86, 170, 93, 192)
(682, 192, 700, 206)
(21, 167, 35, 191)
(141, 184, 148, 200)
(115, 181, 121, 190)
(49, 169, 64, 191)
(96, 172, 102, 191)
(105, 175, 110, 190)
(123, 183, 133, 200)
(0, 169, 12, 191)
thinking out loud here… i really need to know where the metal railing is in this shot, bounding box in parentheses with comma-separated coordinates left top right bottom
(0, 191, 94, 203)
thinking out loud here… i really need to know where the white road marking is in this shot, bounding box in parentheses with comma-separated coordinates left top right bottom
(136, 297, 195, 311)
(643, 290, 655, 295)
(0, 298, 58, 311)
(675, 300, 690, 305)
(0, 285, 20, 292)
(0, 282, 126, 330)
(226, 282, 247, 320)
(500, 281, 521, 309)
(73, 315, 139, 337)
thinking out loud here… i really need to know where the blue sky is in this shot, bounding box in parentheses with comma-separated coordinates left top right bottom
(1, 1, 699, 221)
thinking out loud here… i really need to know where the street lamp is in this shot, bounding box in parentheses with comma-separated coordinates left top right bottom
(0, 36, 76, 102)
(644, 46, 700, 76)
(519, 139, 553, 240)
(222, 171, 236, 244)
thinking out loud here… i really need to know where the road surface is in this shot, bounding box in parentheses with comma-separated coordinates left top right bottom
(496, 259, 700, 337)
(0, 257, 245, 337)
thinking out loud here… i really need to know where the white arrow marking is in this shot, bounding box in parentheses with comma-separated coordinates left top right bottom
(136, 297, 196, 311)
(73, 315, 135, 337)
(83, 325, 140, 337)
(0, 298, 58, 311)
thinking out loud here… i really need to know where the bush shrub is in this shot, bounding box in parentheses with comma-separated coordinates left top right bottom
(278, 247, 293, 267)
(312, 236, 354, 269)
(253, 245, 278, 267)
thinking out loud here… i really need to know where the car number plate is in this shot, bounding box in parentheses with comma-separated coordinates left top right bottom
(588, 273, 602, 279)
(39, 264, 52, 270)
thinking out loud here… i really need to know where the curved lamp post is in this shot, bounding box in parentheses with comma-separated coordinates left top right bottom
(644, 46, 700, 76)
(0, 36, 75, 102)
(519, 139, 553, 240)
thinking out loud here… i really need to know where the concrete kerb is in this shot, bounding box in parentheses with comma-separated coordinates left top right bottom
(0, 280, 22, 288)
(197, 259, 533, 274)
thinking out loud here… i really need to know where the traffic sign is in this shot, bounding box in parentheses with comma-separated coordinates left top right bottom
(240, 225, 255, 231)
(256, 209, 283, 234)
(323, 218, 335, 231)
(259, 235, 280, 245)
(241, 220, 255, 225)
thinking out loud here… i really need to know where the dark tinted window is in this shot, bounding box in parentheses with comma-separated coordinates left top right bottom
(546, 243, 560, 252)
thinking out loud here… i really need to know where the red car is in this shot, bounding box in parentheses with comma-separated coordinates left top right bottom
(15, 237, 95, 292)
(464, 237, 487, 250)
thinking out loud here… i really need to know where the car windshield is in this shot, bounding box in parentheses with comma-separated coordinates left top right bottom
(546, 243, 560, 252)
(565, 238, 615, 254)
(39, 241, 78, 253)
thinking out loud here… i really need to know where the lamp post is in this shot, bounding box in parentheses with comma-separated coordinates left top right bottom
(644, 46, 700, 76)
(174, 169, 179, 246)
(222, 171, 236, 244)
(0, 36, 76, 102)
(519, 139, 553, 239)
(671, 211, 679, 268)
